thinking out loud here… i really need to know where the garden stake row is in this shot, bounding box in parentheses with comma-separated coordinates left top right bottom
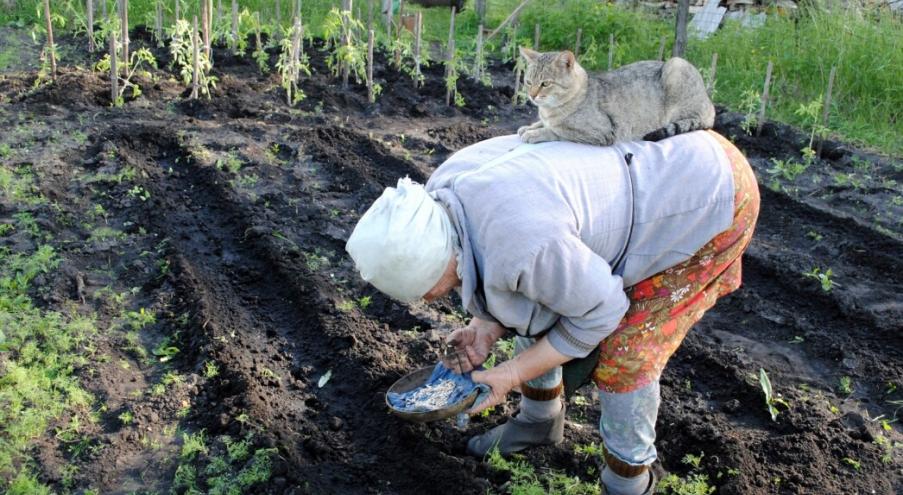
(757, 60, 774, 136)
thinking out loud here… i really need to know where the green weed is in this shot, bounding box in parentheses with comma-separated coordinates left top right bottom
(759, 368, 791, 421)
(837, 376, 853, 396)
(486, 447, 599, 494)
(802, 267, 838, 292)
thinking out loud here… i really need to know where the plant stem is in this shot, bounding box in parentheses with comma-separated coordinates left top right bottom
(43, 0, 56, 79)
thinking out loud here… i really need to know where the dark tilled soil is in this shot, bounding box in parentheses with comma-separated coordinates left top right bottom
(1, 29, 901, 495)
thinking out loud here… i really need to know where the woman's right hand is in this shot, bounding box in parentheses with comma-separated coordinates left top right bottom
(443, 317, 506, 373)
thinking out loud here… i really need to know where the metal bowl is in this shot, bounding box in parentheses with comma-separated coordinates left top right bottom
(385, 366, 479, 423)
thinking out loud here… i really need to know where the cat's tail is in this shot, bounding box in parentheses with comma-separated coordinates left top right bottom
(642, 115, 714, 142)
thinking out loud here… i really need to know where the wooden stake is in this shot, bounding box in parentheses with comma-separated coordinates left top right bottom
(155, 0, 164, 47)
(445, 6, 456, 106)
(574, 28, 582, 59)
(201, 0, 209, 56)
(413, 11, 422, 87)
(276, 0, 281, 27)
(217, 0, 223, 28)
(191, 16, 200, 99)
(121, 0, 129, 78)
(672, 0, 689, 58)
(254, 11, 262, 53)
(474, 24, 484, 83)
(512, 62, 522, 106)
(102, 0, 107, 20)
(657, 35, 666, 61)
(174, 0, 179, 21)
(367, 29, 375, 103)
(756, 61, 773, 136)
(706, 52, 718, 96)
(43, 0, 56, 79)
(367, 0, 374, 32)
(231, 0, 238, 52)
(394, 0, 403, 66)
(608, 33, 614, 70)
(475, 0, 486, 25)
(533, 23, 540, 50)
(341, 0, 352, 88)
(87, 0, 95, 52)
(486, 0, 534, 43)
(207, 0, 213, 47)
(290, 17, 301, 105)
(817, 65, 837, 157)
(110, 30, 118, 103)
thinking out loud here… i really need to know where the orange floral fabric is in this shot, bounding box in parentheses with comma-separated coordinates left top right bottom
(593, 131, 760, 393)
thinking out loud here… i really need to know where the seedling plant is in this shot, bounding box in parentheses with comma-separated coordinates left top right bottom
(802, 267, 838, 292)
(169, 19, 218, 99)
(275, 19, 310, 106)
(759, 368, 790, 421)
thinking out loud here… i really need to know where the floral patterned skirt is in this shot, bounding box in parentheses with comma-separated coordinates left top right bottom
(592, 131, 760, 393)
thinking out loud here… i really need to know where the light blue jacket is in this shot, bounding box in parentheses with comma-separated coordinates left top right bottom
(425, 131, 735, 358)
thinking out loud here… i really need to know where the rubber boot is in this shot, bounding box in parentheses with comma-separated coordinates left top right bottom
(466, 400, 565, 457)
(600, 457, 656, 495)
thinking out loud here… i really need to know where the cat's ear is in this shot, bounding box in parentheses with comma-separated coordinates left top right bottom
(519, 46, 540, 63)
(558, 50, 576, 70)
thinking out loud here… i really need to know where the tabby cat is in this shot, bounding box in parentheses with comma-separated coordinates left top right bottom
(517, 47, 715, 146)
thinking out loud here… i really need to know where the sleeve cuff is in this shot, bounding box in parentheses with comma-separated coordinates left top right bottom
(547, 320, 610, 359)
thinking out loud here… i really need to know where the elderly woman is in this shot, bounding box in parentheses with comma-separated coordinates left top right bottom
(346, 130, 759, 495)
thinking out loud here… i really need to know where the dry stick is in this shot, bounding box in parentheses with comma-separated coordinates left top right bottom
(672, 0, 689, 58)
(574, 28, 581, 59)
(533, 23, 540, 50)
(207, 0, 213, 48)
(816, 65, 837, 157)
(121, 0, 129, 79)
(191, 16, 200, 99)
(290, 17, 301, 105)
(445, 6, 456, 106)
(367, 29, 375, 103)
(512, 58, 522, 106)
(102, 0, 108, 20)
(201, 0, 210, 58)
(413, 11, 422, 88)
(231, 0, 238, 52)
(110, 31, 118, 102)
(174, 0, 180, 21)
(87, 0, 95, 52)
(275, 0, 281, 27)
(475, 0, 486, 25)
(217, 0, 223, 29)
(367, 0, 374, 32)
(341, 0, 352, 89)
(43, 0, 56, 79)
(394, 0, 404, 66)
(486, 0, 534, 43)
(607, 33, 614, 70)
(706, 52, 718, 96)
(474, 24, 484, 82)
(756, 61, 774, 137)
(657, 35, 666, 61)
(155, 0, 164, 47)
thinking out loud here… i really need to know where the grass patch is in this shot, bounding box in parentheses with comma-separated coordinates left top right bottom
(171, 432, 278, 495)
(0, 244, 96, 489)
(486, 447, 599, 494)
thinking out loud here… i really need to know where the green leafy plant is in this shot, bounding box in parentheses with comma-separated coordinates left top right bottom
(738, 89, 760, 135)
(322, 7, 367, 87)
(204, 360, 220, 378)
(275, 19, 311, 106)
(759, 368, 790, 421)
(168, 19, 218, 99)
(767, 158, 808, 182)
(837, 376, 853, 396)
(94, 47, 158, 107)
(118, 410, 134, 425)
(794, 97, 828, 166)
(802, 267, 838, 292)
(658, 452, 716, 495)
(445, 47, 467, 107)
(181, 430, 209, 460)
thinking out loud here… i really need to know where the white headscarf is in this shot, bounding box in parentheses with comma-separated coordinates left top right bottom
(346, 177, 455, 303)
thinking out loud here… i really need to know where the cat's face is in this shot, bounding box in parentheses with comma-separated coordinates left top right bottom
(520, 48, 580, 107)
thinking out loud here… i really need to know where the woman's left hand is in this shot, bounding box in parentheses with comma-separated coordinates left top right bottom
(468, 362, 522, 415)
